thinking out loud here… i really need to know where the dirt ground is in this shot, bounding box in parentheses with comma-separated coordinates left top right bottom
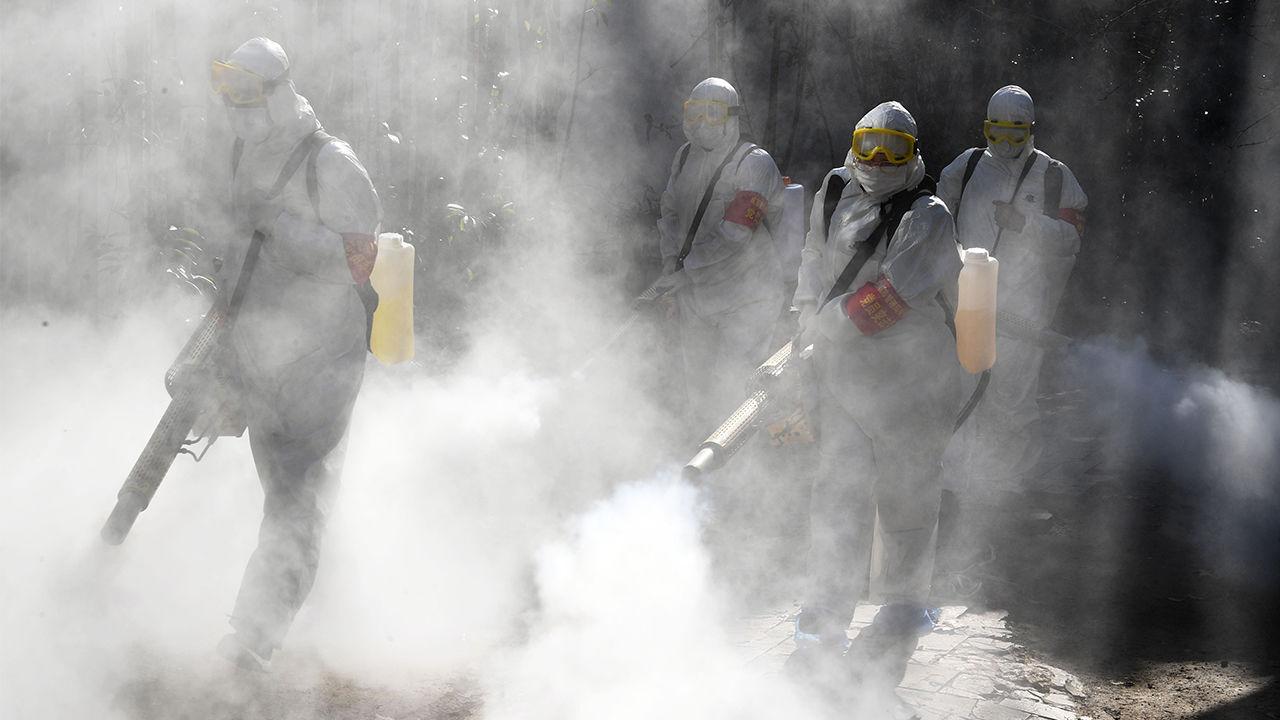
(927, 377, 1280, 720)
(952, 478, 1280, 720)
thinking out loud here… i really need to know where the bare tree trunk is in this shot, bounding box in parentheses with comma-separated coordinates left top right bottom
(781, 0, 808, 171)
(556, 0, 589, 179)
(765, 14, 781, 150)
(707, 0, 720, 76)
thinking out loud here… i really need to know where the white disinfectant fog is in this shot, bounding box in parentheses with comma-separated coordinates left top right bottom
(0, 300, 823, 718)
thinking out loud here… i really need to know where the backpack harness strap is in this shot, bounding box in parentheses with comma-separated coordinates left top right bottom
(675, 142, 758, 271)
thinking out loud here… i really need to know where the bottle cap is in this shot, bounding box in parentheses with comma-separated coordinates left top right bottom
(964, 247, 991, 263)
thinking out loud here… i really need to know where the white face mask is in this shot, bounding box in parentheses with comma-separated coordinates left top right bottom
(685, 121, 728, 152)
(228, 106, 272, 144)
(852, 161, 912, 197)
(987, 140, 1025, 160)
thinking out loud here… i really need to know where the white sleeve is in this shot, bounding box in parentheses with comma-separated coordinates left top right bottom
(1025, 161, 1087, 257)
(879, 196, 962, 306)
(657, 145, 686, 268)
(264, 141, 380, 284)
(314, 140, 381, 235)
(936, 151, 971, 218)
(269, 210, 350, 283)
(679, 147, 782, 270)
(793, 168, 843, 311)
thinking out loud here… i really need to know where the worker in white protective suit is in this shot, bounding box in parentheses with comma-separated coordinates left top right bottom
(655, 78, 786, 433)
(788, 101, 964, 703)
(210, 37, 381, 671)
(939, 85, 1087, 492)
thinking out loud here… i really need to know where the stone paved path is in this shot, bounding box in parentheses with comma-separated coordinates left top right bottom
(732, 605, 1096, 720)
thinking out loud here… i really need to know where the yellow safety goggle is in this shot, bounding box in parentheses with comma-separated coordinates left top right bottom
(211, 60, 285, 107)
(850, 127, 917, 165)
(983, 119, 1032, 146)
(683, 99, 739, 126)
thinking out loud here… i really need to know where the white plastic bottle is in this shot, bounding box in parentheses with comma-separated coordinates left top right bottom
(776, 177, 806, 282)
(956, 247, 998, 374)
(369, 232, 415, 364)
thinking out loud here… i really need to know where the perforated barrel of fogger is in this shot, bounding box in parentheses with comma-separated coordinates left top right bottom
(684, 389, 768, 477)
(164, 308, 224, 393)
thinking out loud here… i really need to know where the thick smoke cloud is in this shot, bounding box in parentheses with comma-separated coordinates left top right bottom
(1065, 339, 1280, 586)
(483, 478, 822, 720)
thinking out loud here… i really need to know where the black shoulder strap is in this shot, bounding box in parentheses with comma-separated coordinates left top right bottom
(953, 147, 984, 223)
(990, 153, 1040, 254)
(268, 129, 327, 201)
(223, 130, 331, 327)
(675, 142, 754, 270)
(882, 174, 936, 248)
(821, 172, 849, 242)
(305, 130, 336, 221)
(231, 138, 245, 178)
(823, 176, 936, 305)
(674, 143, 692, 178)
(1043, 160, 1063, 216)
(224, 231, 266, 324)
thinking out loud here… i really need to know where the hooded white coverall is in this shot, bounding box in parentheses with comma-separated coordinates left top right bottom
(793, 102, 964, 636)
(938, 85, 1087, 487)
(219, 38, 381, 656)
(657, 78, 785, 431)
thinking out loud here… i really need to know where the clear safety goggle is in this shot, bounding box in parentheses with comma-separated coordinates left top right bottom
(983, 119, 1032, 146)
(683, 99, 739, 126)
(850, 127, 917, 166)
(211, 60, 285, 107)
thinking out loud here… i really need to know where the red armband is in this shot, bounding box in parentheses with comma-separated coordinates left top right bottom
(844, 276, 909, 335)
(343, 233, 378, 284)
(724, 190, 767, 229)
(1058, 208, 1085, 237)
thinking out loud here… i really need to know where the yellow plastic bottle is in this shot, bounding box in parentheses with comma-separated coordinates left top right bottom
(369, 232, 415, 364)
(956, 247, 998, 374)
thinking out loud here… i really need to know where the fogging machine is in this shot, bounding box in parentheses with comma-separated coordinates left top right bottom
(683, 340, 805, 480)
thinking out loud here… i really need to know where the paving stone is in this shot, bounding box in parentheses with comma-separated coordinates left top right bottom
(941, 685, 983, 700)
(901, 664, 961, 693)
(1000, 698, 1079, 720)
(1063, 676, 1087, 698)
(899, 687, 979, 717)
(958, 609, 1009, 627)
(972, 699, 1034, 720)
(967, 626, 1014, 640)
(737, 603, 1090, 720)
(911, 649, 944, 665)
(912, 705, 949, 720)
(947, 672, 998, 698)
(851, 604, 880, 623)
(1023, 665, 1056, 690)
(964, 637, 1016, 653)
(919, 632, 967, 653)
(1042, 692, 1077, 709)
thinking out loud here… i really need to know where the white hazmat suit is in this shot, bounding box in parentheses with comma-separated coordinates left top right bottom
(657, 78, 786, 431)
(938, 85, 1087, 488)
(216, 37, 381, 666)
(792, 102, 964, 647)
